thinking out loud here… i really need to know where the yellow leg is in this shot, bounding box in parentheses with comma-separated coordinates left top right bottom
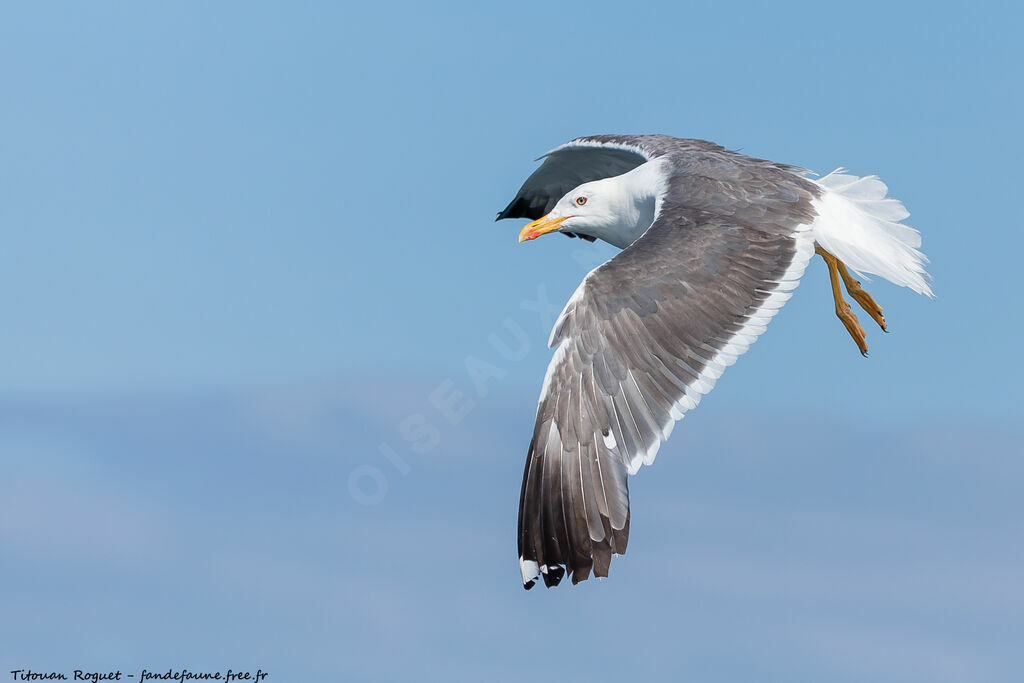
(816, 245, 868, 356)
(835, 261, 886, 331)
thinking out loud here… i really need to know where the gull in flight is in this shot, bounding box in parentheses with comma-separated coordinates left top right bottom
(496, 134, 932, 589)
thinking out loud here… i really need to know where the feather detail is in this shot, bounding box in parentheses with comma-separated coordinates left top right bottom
(811, 169, 933, 297)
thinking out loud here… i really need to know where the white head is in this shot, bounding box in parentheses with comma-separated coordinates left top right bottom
(517, 167, 659, 248)
(518, 178, 623, 243)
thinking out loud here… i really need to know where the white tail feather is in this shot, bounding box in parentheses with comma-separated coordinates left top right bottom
(810, 169, 933, 297)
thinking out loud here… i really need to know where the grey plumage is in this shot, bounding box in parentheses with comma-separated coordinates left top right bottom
(500, 135, 822, 588)
(498, 135, 809, 222)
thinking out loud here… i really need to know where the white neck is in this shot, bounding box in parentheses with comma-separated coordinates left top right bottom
(585, 160, 667, 249)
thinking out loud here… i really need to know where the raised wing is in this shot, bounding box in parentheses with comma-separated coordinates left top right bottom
(518, 209, 815, 588)
(497, 135, 744, 222)
(496, 140, 649, 222)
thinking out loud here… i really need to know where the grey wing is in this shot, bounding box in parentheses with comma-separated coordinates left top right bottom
(496, 138, 650, 221)
(517, 210, 816, 588)
(496, 134, 780, 222)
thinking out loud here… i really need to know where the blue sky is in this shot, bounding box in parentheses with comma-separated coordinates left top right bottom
(1, 2, 1022, 681)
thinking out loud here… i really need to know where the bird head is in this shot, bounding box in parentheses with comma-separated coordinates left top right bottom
(518, 181, 617, 243)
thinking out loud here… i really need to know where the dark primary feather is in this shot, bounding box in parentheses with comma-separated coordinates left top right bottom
(504, 135, 820, 588)
(496, 134, 796, 222)
(496, 143, 648, 221)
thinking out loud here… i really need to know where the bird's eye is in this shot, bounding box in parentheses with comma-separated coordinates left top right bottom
(575, 196, 588, 206)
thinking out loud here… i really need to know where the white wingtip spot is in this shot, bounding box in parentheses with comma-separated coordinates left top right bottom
(603, 430, 617, 449)
(520, 557, 540, 584)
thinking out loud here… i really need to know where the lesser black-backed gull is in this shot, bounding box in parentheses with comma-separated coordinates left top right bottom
(497, 134, 932, 589)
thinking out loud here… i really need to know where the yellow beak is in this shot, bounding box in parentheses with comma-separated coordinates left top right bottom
(518, 214, 568, 243)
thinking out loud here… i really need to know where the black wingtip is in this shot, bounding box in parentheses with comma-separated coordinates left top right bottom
(497, 196, 550, 222)
(541, 566, 565, 588)
(523, 579, 535, 590)
(495, 201, 517, 221)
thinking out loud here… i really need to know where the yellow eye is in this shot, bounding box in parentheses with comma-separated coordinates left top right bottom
(575, 196, 588, 206)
